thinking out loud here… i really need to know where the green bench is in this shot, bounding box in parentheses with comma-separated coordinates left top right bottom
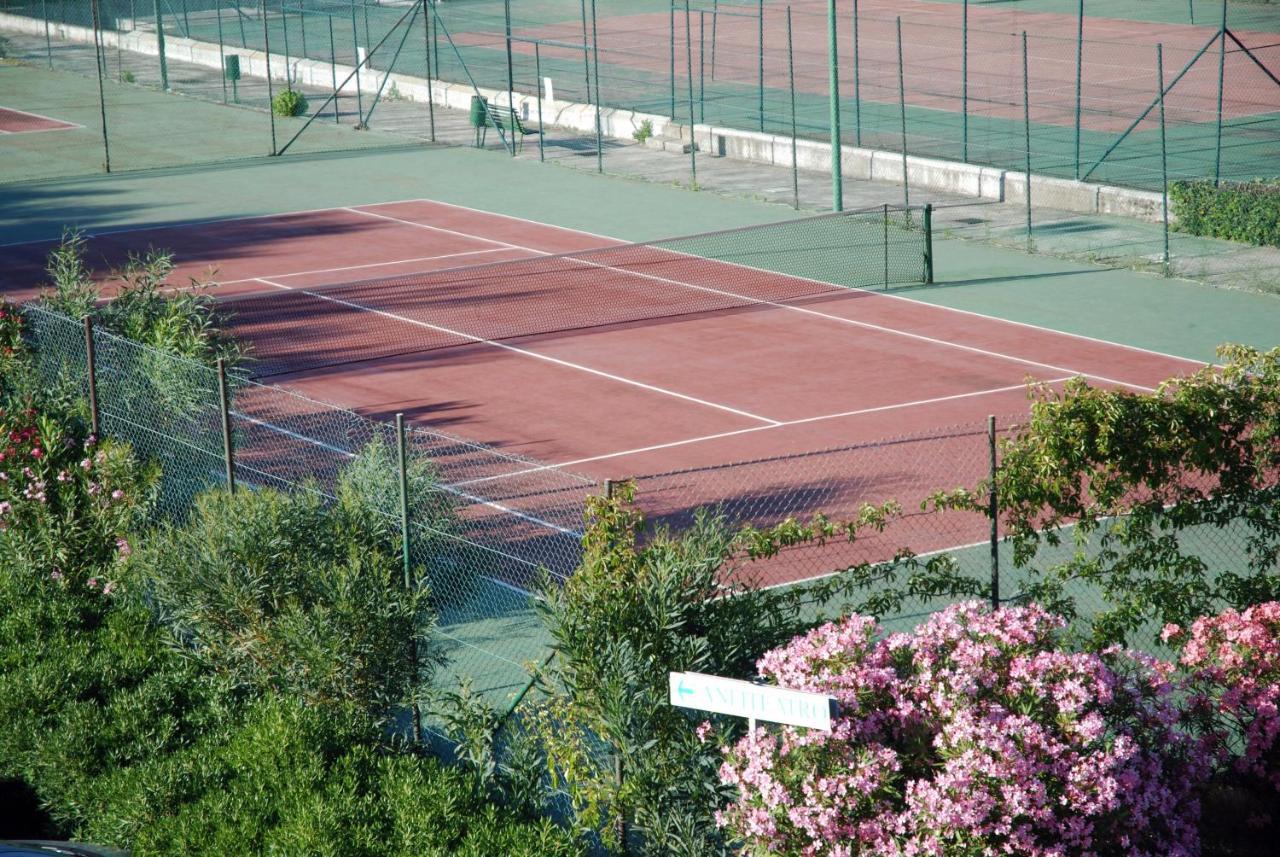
(469, 95, 541, 153)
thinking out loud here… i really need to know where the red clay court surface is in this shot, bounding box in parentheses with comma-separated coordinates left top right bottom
(0, 198, 1210, 586)
(0, 107, 78, 134)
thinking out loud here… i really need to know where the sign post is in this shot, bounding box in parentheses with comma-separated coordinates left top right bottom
(669, 671, 838, 737)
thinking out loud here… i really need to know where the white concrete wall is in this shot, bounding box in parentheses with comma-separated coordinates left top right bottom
(1, 10, 1170, 223)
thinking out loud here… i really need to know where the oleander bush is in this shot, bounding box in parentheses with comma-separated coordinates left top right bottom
(272, 88, 309, 118)
(1169, 180, 1280, 248)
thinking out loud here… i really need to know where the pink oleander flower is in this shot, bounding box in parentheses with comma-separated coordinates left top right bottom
(79, 458, 92, 470)
(695, 721, 714, 744)
(86, 578, 99, 589)
(0, 501, 9, 516)
(56, 470, 69, 482)
(49, 570, 62, 581)
(1162, 623, 1183, 643)
(718, 601, 1207, 857)
(115, 537, 131, 558)
(110, 489, 124, 501)
(102, 581, 117, 596)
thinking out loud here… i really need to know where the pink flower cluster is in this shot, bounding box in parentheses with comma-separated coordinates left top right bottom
(718, 602, 1208, 857)
(1174, 603, 1280, 792)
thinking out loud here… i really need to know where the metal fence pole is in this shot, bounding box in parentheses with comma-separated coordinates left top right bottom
(264, 1, 278, 153)
(896, 17, 908, 210)
(83, 317, 100, 439)
(394, 412, 422, 744)
(504, 0, 515, 157)
(41, 0, 52, 69)
(1157, 42, 1170, 276)
(153, 0, 169, 89)
(988, 415, 999, 609)
(961, 0, 968, 162)
(1213, 1, 1227, 185)
(351, 7, 365, 128)
(281, 4, 292, 85)
(882, 203, 889, 289)
(669, 0, 676, 118)
(299, 4, 307, 58)
(787, 5, 799, 210)
(757, 0, 764, 132)
(699, 11, 705, 124)
(1023, 31, 1032, 250)
(1074, 0, 1083, 179)
(180, 0, 190, 37)
(90, 0, 111, 173)
(238, 0, 247, 47)
(827, 0, 842, 211)
(330, 15, 339, 123)
(711, 0, 718, 79)
(852, 0, 861, 147)
(217, 358, 235, 494)
(923, 203, 934, 284)
(579, 0, 591, 104)
(216, 0, 228, 103)
(535, 41, 544, 161)
(591, 0, 603, 173)
(684, 0, 697, 187)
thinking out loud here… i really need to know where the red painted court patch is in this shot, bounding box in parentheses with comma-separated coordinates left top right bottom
(0, 107, 78, 134)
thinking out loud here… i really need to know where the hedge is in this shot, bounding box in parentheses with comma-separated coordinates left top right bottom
(1169, 179, 1280, 248)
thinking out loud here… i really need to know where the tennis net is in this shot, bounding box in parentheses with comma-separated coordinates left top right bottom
(221, 204, 932, 379)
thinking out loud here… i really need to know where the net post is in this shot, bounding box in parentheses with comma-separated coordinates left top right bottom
(961, 0, 968, 162)
(684, 0, 698, 187)
(1157, 42, 1170, 276)
(827, 0, 843, 212)
(1213, 1, 1226, 186)
(535, 41, 544, 162)
(152, 0, 169, 90)
(1074, 0, 1083, 179)
(1023, 30, 1032, 250)
(757, 0, 764, 132)
(988, 415, 999, 609)
(591, 0, 603, 174)
(90, 0, 111, 174)
(787, 5, 799, 210)
(41, 0, 52, 69)
(83, 317, 100, 439)
(217, 358, 236, 494)
(264, 0, 278, 154)
(504, 0, 516, 157)
(923, 203, 934, 284)
(852, 0, 861, 147)
(896, 16, 908, 211)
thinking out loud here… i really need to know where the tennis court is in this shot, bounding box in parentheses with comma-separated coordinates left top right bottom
(0, 195, 1207, 589)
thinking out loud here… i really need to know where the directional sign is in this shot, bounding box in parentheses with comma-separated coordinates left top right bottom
(669, 671, 837, 731)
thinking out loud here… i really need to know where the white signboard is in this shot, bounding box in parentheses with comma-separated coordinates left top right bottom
(669, 671, 837, 731)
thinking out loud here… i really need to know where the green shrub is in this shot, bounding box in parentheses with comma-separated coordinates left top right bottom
(1169, 179, 1280, 248)
(272, 88, 309, 117)
(632, 119, 653, 144)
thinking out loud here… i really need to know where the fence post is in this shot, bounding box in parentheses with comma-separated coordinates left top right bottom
(923, 203, 934, 284)
(1023, 31, 1032, 250)
(579, 0, 591, 104)
(281, 4, 292, 85)
(351, 7, 365, 128)
(262, 1, 280, 153)
(217, 358, 235, 494)
(852, 0, 861, 147)
(961, 0, 968, 162)
(988, 415, 999, 609)
(699, 10, 706, 124)
(1213, 1, 1226, 186)
(669, 0, 676, 119)
(504, 0, 515, 157)
(152, 0, 169, 90)
(827, 0, 843, 212)
(41, 0, 52, 69)
(90, 0, 111, 174)
(896, 16, 908, 211)
(1157, 43, 1170, 276)
(1073, 0, 1083, 179)
(684, 0, 697, 187)
(424, 0, 435, 141)
(882, 203, 889, 289)
(330, 15, 339, 122)
(757, 0, 764, 132)
(591, 0, 603, 174)
(711, 0, 719, 79)
(216, 0, 228, 103)
(395, 412, 423, 745)
(535, 41, 544, 161)
(787, 5, 799, 210)
(83, 317, 100, 439)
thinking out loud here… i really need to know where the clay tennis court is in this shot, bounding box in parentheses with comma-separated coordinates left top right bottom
(0, 105, 78, 134)
(0, 197, 1207, 588)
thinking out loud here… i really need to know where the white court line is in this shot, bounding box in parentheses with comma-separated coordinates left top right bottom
(343, 206, 534, 252)
(254, 277, 782, 426)
(450, 378, 1073, 487)
(349, 201, 1162, 393)
(220, 247, 512, 285)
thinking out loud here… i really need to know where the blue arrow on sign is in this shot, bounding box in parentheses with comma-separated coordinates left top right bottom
(677, 677, 694, 699)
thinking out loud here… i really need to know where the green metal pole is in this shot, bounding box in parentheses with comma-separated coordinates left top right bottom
(217, 358, 235, 494)
(757, 0, 764, 132)
(685, 0, 697, 186)
(1213, 0, 1226, 185)
(91, 0, 111, 173)
(882, 202, 889, 289)
(238, 0, 247, 46)
(330, 14, 339, 122)
(591, 0, 603, 173)
(787, 5, 798, 210)
(1189, 0, 1195, 24)
(181, 0, 190, 37)
(264, 0, 278, 154)
(216, 0, 227, 103)
(394, 413, 422, 746)
(923, 203, 934, 283)
(961, 0, 968, 161)
(1023, 30, 1032, 250)
(299, 6, 308, 59)
(83, 318, 99, 439)
(424, 0, 435, 141)
(827, 0, 842, 211)
(988, 415, 999, 608)
(504, 0, 515, 157)
(852, 0, 861, 147)
(711, 0, 718, 79)
(699, 11, 705, 124)
(1157, 42, 1170, 275)
(281, 5, 292, 85)
(153, 0, 169, 90)
(897, 16, 908, 211)
(1074, 0, 1082, 179)
(41, 0, 52, 69)
(351, 7, 364, 127)
(535, 40, 544, 161)
(669, 0, 676, 119)
(580, 0, 591, 104)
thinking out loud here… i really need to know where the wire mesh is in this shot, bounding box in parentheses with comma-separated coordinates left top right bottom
(216, 205, 929, 379)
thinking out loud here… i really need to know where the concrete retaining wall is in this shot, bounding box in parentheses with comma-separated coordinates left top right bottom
(2, 10, 1168, 223)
